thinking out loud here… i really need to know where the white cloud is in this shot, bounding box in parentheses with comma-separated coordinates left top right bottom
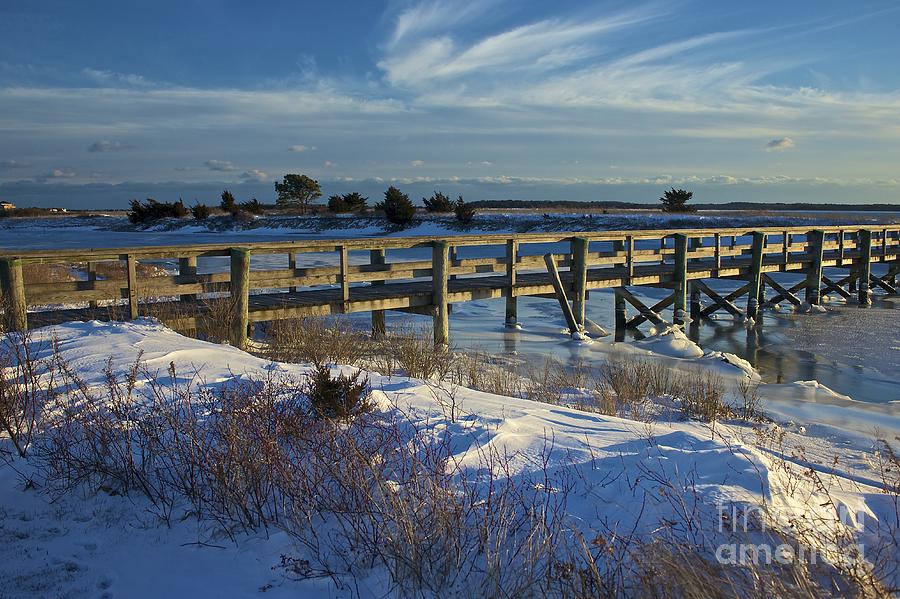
(81, 68, 153, 88)
(37, 168, 77, 181)
(388, 0, 497, 47)
(88, 140, 133, 152)
(240, 169, 268, 182)
(764, 137, 796, 152)
(288, 144, 316, 152)
(204, 160, 237, 172)
(324, 160, 337, 168)
(410, 160, 426, 167)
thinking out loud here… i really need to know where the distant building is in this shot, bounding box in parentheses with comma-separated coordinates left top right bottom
(0, 201, 16, 210)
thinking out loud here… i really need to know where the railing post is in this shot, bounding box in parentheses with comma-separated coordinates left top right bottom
(370, 248, 386, 338)
(178, 256, 197, 302)
(288, 252, 297, 293)
(0, 258, 27, 332)
(858, 229, 872, 305)
(338, 245, 349, 311)
(87, 261, 99, 309)
(571, 237, 589, 331)
(229, 247, 251, 349)
(714, 233, 722, 277)
(805, 230, 825, 305)
(432, 241, 450, 346)
(124, 253, 139, 320)
(673, 233, 688, 325)
(625, 235, 634, 285)
(780, 231, 789, 272)
(505, 239, 518, 326)
(747, 232, 765, 320)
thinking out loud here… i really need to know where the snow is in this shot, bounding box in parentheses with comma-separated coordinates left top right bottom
(2, 320, 898, 596)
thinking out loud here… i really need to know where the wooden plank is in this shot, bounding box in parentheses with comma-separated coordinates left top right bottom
(694, 280, 743, 317)
(700, 282, 751, 318)
(544, 253, 579, 334)
(617, 287, 667, 327)
(870, 273, 897, 295)
(820, 275, 853, 300)
(624, 293, 674, 328)
(762, 274, 802, 307)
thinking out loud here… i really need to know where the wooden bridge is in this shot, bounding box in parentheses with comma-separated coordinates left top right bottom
(1, 224, 898, 348)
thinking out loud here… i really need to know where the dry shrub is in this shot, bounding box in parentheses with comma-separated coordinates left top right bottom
(264, 316, 368, 366)
(0, 331, 53, 457)
(371, 326, 452, 379)
(677, 371, 726, 423)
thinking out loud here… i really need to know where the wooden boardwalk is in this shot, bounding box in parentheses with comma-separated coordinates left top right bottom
(3, 224, 899, 347)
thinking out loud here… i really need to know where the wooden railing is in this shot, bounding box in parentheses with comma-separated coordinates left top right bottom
(1, 224, 898, 346)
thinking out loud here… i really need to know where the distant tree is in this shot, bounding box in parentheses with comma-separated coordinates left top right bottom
(327, 194, 345, 213)
(191, 202, 211, 220)
(378, 186, 415, 226)
(239, 198, 264, 214)
(275, 174, 321, 213)
(342, 192, 368, 212)
(172, 198, 188, 218)
(423, 191, 453, 213)
(220, 190, 237, 214)
(659, 188, 695, 213)
(128, 198, 189, 223)
(454, 195, 476, 224)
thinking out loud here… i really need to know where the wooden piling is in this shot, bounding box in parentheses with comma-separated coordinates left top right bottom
(125, 253, 139, 320)
(571, 237, 589, 330)
(857, 229, 872, 305)
(746, 232, 765, 320)
(432, 241, 450, 346)
(544, 253, 580, 334)
(505, 238, 518, 325)
(370, 248, 386, 337)
(689, 281, 702, 322)
(229, 247, 251, 349)
(339, 244, 350, 309)
(87, 261, 98, 309)
(0, 258, 27, 332)
(673, 233, 688, 325)
(805, 230, 825, 305)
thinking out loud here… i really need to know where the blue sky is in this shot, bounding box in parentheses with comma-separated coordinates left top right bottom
(1, 0, 899, 207)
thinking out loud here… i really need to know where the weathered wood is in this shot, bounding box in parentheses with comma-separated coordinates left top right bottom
(869, 273, 897, 295)
(672, 234, 688, 325)
(617, 287, 667, 327)
(506, 239, 518, 325)
(821, 275, 853, 301)
(624, 293, 674, 328)
(229, 248, 251, 349)
(700, 282, 751, 318)
(432, 241, 450, 346)
(87, 261, 99, 309)
(857, 229, 872, 305)
(571, 237, 589, 329)
(693, 280, 744, 318)
(0, 258, 27, 332)
(625, 236, 635, 284)
(178, 256, 198, 302)
(370, 249, 386, 337)
(714, 233, 722, 276)
(762, 274, 802, 307)
(125, 254, 139, 320)
(544, 253, 579, 334)
(614, 289, 626, 340)
(805, 230, 825, 305)
(288, 252, 297, 293)
(746, 232, 765, 320)
(689, 281, 702, 322)
(339, 245, 350, 308)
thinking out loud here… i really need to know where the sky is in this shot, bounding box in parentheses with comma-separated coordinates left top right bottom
(1, 0, 899, 208)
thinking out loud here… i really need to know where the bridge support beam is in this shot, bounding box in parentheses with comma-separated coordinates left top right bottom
(689, 281, 702, 322)
(805, 230, 825, 305)
(229, 247, 251, 349)
(506, 239, 518, 326)
(0, 257, 27, 332)
(673, 233, 688, 325)
(571, 237, 589, 331)
(432, 241, 450, 346)
(857, 229, 872, 305)
(370, 249, 386, 337)
(544, 254, 580, 335)
(747, 232, 765, 320)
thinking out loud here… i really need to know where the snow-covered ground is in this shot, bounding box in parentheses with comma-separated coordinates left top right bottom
(2, 320, 898, 597)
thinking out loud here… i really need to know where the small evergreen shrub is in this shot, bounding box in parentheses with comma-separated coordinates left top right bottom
(239, 198, 264, 214)
(191, 203, 211, 220)
(307, 365, 371, 421)
(128, 198, 188, 223)
(220, 190, 237, 214)
(454, 195, 476, 224)
(378, 186, 415, 226)
(423, 191, 453, 213)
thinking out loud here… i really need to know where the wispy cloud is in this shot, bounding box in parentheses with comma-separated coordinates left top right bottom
(240, 169, 268, 182)
(204, 160, 237, 172)
(0, 160, 30, 169)
(88, 140, 134, 152)
(288, 144, 316, 152)
(36, 168, 77, 182)
(81, 67, 153, 88)
(410, 160, 425, 167)
(764, 137, 796, 152)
